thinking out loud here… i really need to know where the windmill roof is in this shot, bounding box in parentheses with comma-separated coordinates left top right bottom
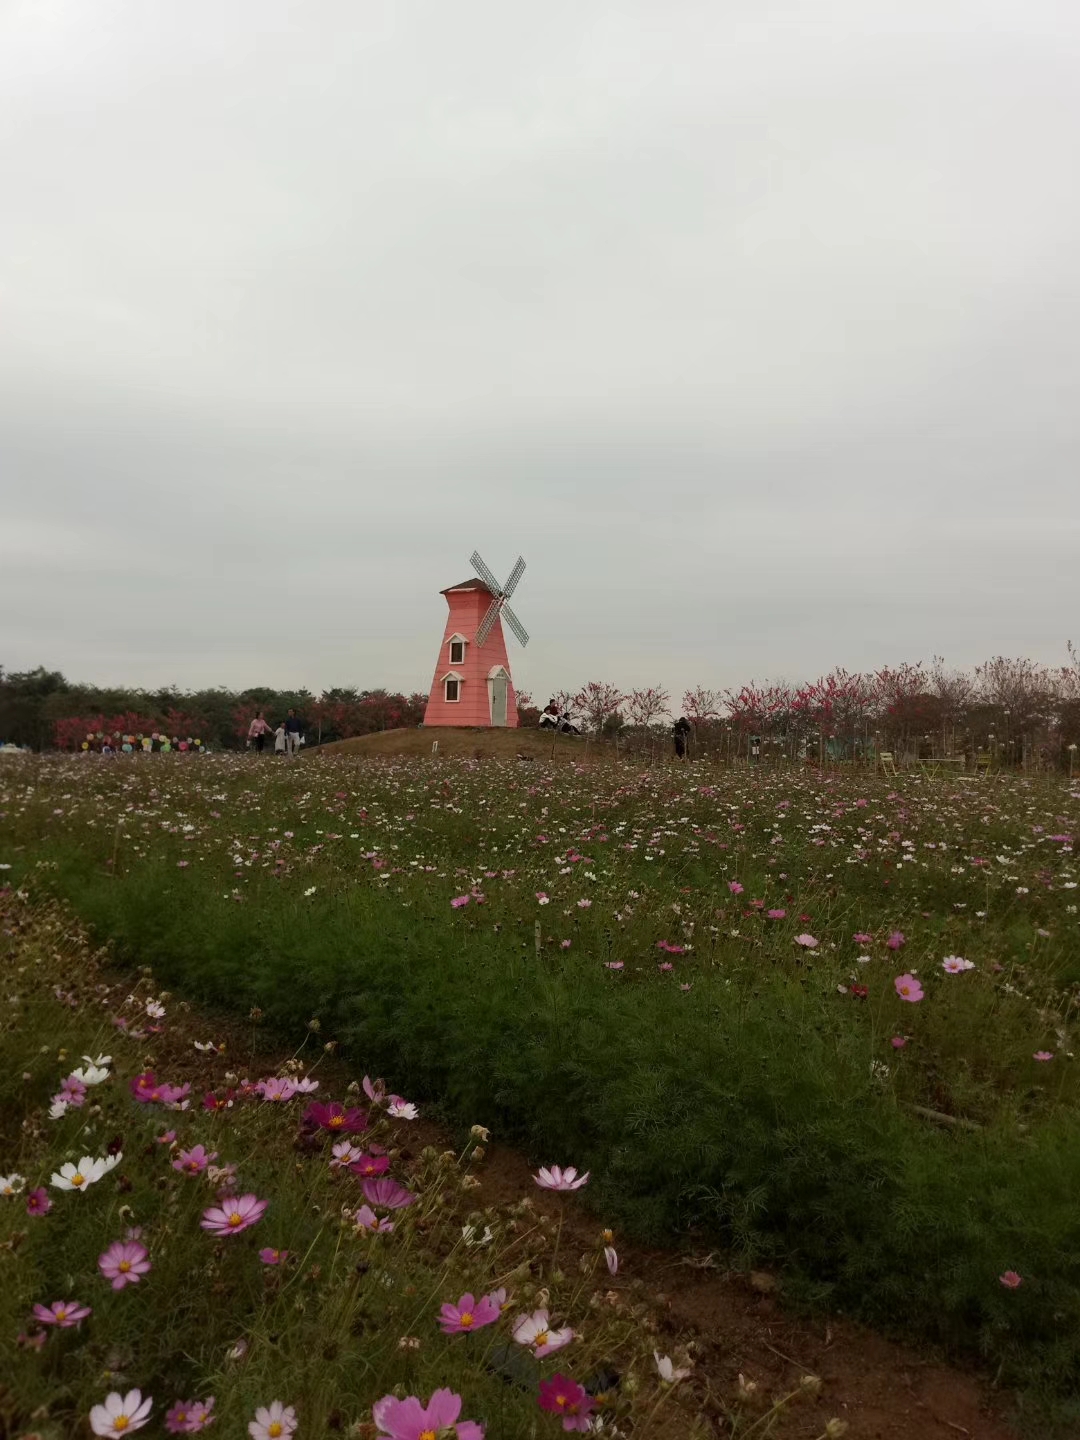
(441, 577, 494, 595)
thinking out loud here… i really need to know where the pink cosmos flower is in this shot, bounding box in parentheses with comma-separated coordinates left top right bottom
(942, 956, 975, 974)
(349, 1153, 390, 1179)
(560, 938, 572, 949)
(793, 934, 818, 948)
(363, 1075, 387, 1104)
(658, 962, 674, 973)
(890, 1036, 909, 1049)
(450, 895, 470, 908)
(156, 1131, 177, 1145)
(248, 1401, 297, 1440)
(33, 1299, 91, 1327)
(513, 1309, 575, 1356)
(886, 931, 906, 950)
(1033, 1051, 1055, 1062)
(853, 932, 873, 944)
(257, 1078, 297, 1103)
(439, 1291, 501, 1334)
(766, 909, 787, 920)
(99, 1239, 151, 1290)
(894, 974, 924, 1003)
(362, 1177, 415, 1209)
(26, 1186, 52, 1217)
(536, 892, 550, 904)
(372, 1388, 484, 1440)
(166, 1397, 215, 1434)
(90, 1390, 153, 1436)
(201, 1193, 268, 1236)
(604, 961, 624, 970)
(304, 1101, 367, 1134)
(59, 1075, 88, 1107)
(999, 1270, 1023, 1289)
(354, 1203, 395, 1233)
(173, 1144, 217, 1176)
(259, 1247, 289, 1265)
(537, 1374, 594, 1431)
(535, 1165, 590, 1192)
(728, 881, 744, 895)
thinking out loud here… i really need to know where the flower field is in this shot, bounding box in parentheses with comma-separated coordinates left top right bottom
(3, 752, 1080, 1425)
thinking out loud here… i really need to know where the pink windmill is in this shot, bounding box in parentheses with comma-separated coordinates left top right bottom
(423, 551, 529, 728)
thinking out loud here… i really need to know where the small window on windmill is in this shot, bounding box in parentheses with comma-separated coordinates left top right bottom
(444, 678, 460, 702)
(449, 638, 465, 665)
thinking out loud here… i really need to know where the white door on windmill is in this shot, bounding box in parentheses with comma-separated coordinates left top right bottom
(489, 668, 509, 727)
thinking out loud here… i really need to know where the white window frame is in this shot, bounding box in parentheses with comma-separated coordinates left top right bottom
(449, 638, 466, 665)
(440, 670, 464, 703)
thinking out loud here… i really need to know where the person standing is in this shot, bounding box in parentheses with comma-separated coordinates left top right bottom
(248, 712, 273, 754)
(273, 723, 287, 756)
(673, 716, 691, 761)
(284, 708, 303, 756)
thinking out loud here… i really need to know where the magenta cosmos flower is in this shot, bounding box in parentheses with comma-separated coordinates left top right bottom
(537, 1374, 594, 1432)
(349, 1152, 390, 1179)
(534, 1165, 589, 1192)
(201, 1194, 268, 1236)
(32, 1299, 91, 1328)
(372, 1388, 484, 1440)
(362, 1177, 415, 1209)
(90, 1390, 153, 1436)
(26, 1186, 52, 1217)
(260, 1247, 289, 1265)
(853, 932, 873, 944)
(99, 1239, 152, 1290)
(894, 974, 924, 1003)
(173, 1144, 217, 1176)
(728, 881, 744, 894)
(439, 1291, 501, 1334)
(999, 1270, 1023, 1289)
(886, 931, 906, 950)
(304, 1100, 367, 1134)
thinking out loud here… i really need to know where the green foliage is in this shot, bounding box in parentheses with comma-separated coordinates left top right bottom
(4, 752, 1080, 1408)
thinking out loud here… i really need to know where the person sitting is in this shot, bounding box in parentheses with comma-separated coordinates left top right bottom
(538, 700, 560, 729)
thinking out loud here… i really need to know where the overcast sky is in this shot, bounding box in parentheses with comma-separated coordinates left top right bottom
(2, 0, 1078, 705)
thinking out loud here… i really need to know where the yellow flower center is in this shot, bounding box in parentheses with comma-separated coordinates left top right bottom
(268, 1425, 282, 1438)
(329, 1115, 344, 1127)
(56, 1307, 68, 1321)
(119, 1260, 131, 1272)
(228, 1211, 243, 1226)
(535, 1329, 549, 1347)
(420, 1431, 437, 1440)
(459, 1312, 474, 1327)
(71, 1173, 85, 1187)
(556, 1394, 568, 1408)
(113, 1418, 130, 1432)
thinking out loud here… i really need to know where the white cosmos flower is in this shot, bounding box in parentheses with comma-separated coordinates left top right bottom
(83, 1054, 112, 1068)
(89, 1389, 153, 1436)
(145, 1000, 166, 1019)
(193, 1041, 217, 1053)
(0, 1173, 26, 1196)
(51, 1154, 122, 1192)
(654, 1352, 692, 1382)
(49, 1098, 71, 1119)
(462, 1224, 494, 1247)
(71, 1064, 110, 1086)
(513, 1309, 575, 1356)
(387, 1099, 418, 1120)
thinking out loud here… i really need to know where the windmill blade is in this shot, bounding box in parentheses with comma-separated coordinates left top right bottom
(502, 555, 526, 598)
(502, 603, 529, 647)
(470, 550, 502, 596)
(475, 596, 502, 646)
